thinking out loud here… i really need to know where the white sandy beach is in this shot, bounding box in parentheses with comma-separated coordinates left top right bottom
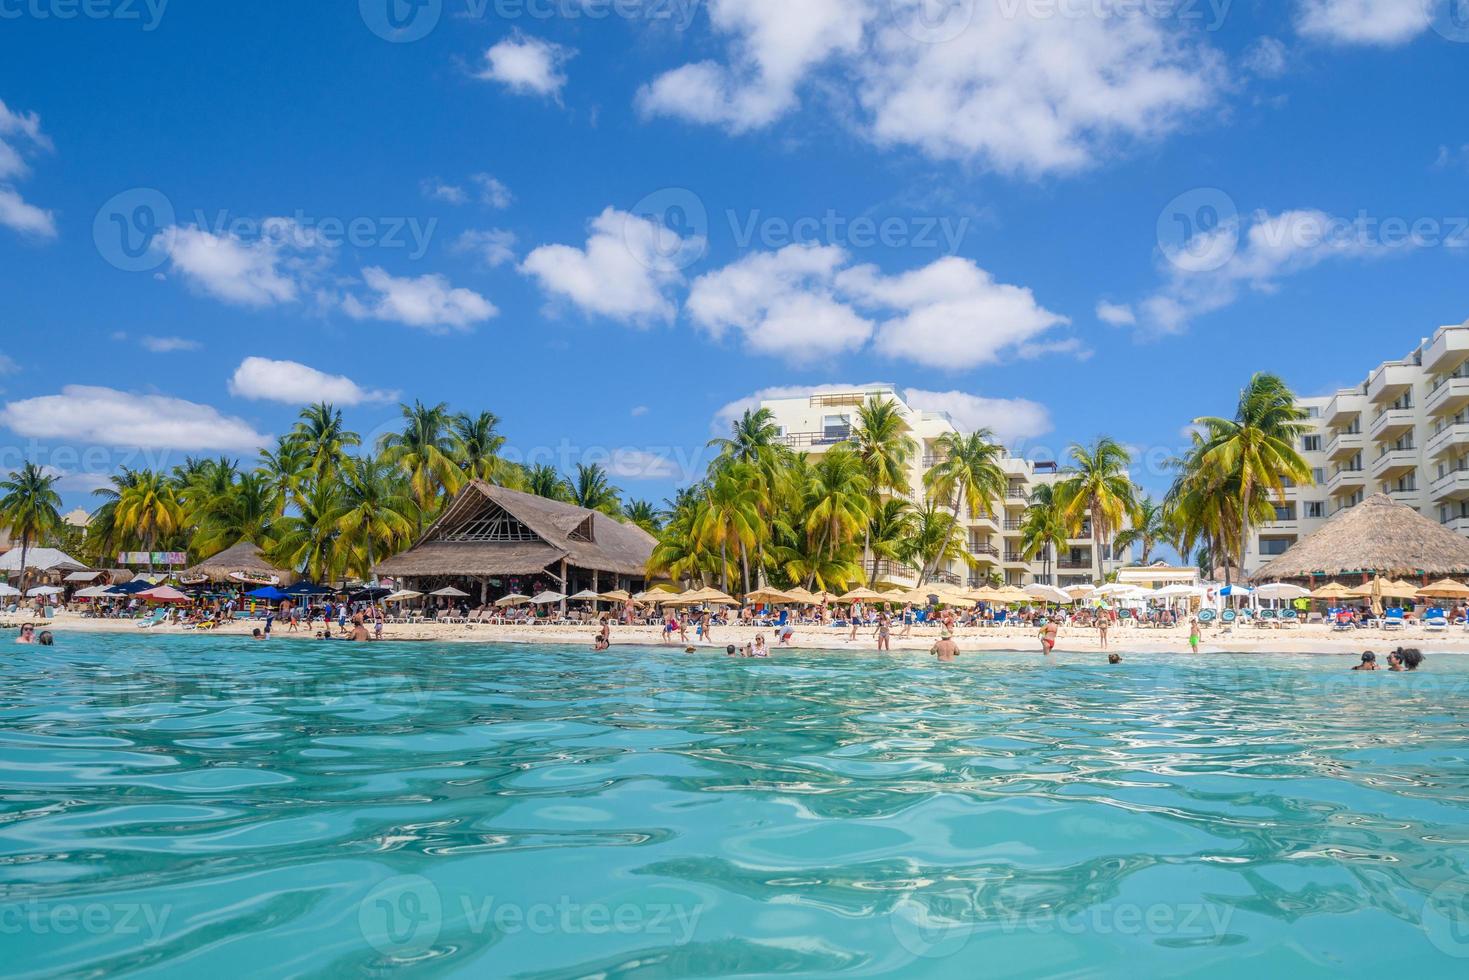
(17, 612, 1469, 656)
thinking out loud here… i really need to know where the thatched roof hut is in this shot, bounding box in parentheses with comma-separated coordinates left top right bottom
(180, 540, 289, 584)
(375, 482, 655, 588)
(1251, 493, 1469, 582)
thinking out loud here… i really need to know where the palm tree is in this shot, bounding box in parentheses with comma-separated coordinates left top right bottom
(1113, 496, 1167, 566)
(623, 499, 661, 533)
(379, 400, 462, 528)
(292, 402, 361, 483)
(708, 407, 791, 466)
(191, 472, 278, 558)
(0, 463, 62, 594)
(258, 436, 312, 514)
(569, 463, 621, 516)
(1019, 483, 1069, 585)
(924, 430, 1006, 522)
(866, 498, 917, 587)
(114, 470, 187, 569)
(268, 480, 346, 583)
(451, 410, 519, 487)
(909, 500, 974, 586)
(336, 456, 417, 582)
(801, 446, 871, 588)
(523, 463, 571, 502)
(1191, 373, 1313, 575)
(694, 463, 763, 593)
(1056, 438, 1137, 587)
(851, 396, 917, 581)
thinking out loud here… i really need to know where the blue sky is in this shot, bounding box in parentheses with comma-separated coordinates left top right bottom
(1, 0, 1467, 511)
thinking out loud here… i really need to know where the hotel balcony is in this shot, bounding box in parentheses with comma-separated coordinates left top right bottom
(1425, 376, 1469, 418)
(1366, 363, 1417, 403)
(1431, 468, 1469, 501)
(1323, 391, 1367, 426)
(864, 559, 919, 584)
(778, 430, 852, 449)
(1003, 551, 1029, 567)
(1427, 422, 1469, 459)
(1003, 519, 1025, 532)
(1422, 325, 1469, 374)
(1325, 429, 1364, 459)
(1443, 515, 1469, 536)
(969, 542, 1000, 560)
(967, 511, 1000, 531)
(1387, 487, 1421, 506)
(1057, 559, 1093, 570)
(1369, 407, 1415, 442)
(1326, 466, 1366, 495)
(1371, 449, 1417, 480)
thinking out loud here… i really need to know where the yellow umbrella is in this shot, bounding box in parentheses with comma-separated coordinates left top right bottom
(598, 589, 632, 603)
(686, 587, 738, 605)
(746, 587, 794, 604)
(783, 586, 817, 604)
(808, 590, 840, 605)
(1310, 582, 1357, 599)
(1417, 579, 1469, 600)
(838, 587, 884, 603)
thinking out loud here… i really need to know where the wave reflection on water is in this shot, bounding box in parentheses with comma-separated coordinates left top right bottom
(3, 636, 1469, 977)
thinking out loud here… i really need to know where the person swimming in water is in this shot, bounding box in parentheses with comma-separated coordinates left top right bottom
(1388, 647, 1423, 671)
(1353, 651, 1378, 671)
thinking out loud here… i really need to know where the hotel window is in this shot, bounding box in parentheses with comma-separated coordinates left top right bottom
(1307, 406, 1320, 418)
(1306, 502, 1325, 519)
(1302, 435, 1322, 452)
(1312, 467, 1326, 484)
(822, 415, 851, 440)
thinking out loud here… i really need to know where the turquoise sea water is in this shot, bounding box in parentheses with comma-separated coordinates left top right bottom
(3, 636, 1469, 978)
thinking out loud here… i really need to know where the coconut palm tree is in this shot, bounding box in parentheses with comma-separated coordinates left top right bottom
(923, 430, 1006, 522)
(114, 470, 187, 569)
(910, 499, 975, 585)
(801, 446, 871, 588)
(1191, 373, 1313, 575)
(694, 462, 763, 593)
(708, 407, 791, 466)
(523, 463, 571, 502)
(1113, 496, 1167, 566)
(866, 498, 917, 587)
(451, 410, 518, 487)
(0, 463, 62, 595)
(851, 396, 917, 579)
(268, 480, 346, 583)
(1056, 437, 1137, 587)
(379, 400, 462, 527)
(191, 472, 278, 559)
(258, 436, 312, 514)
(569, 463, 621, 516)
(623, 499, 661, 534)
(292, 403, 360, 482)
(336, 456, 417, 582)
(1019, 483, 1069, 585)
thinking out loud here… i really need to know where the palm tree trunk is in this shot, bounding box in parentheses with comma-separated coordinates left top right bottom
(720, 540, 728, 592)
(739, 540, 750, 597)
(1238, 483, 1252, 582)
(1091, 503, 1104, 586)
(18, 532, 30, 597)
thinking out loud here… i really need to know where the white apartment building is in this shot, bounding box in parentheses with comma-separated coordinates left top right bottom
(758, 385, 1132, 589)
(1247, 318, 1469, 574)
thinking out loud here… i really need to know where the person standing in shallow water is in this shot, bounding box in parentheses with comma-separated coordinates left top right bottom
(931, 630, 959, 662)
(874, 613, 891, 652)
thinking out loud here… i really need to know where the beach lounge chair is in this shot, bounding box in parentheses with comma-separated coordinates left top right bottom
(1220, 609, 1236, 629)
(137, 609, 168, 629)
(1278, 609, 1299, 628)
(1425, 615, 1448, 633)
(1382, 609, 1406, 631)
(1255, 608, 1276, 628)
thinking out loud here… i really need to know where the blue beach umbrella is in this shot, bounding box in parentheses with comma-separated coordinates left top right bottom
(246, 586, 290, 601)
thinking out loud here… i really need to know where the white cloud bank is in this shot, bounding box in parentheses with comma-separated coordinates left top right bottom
(0, 385, 268, 451)
(0, 98, 56, 237)
(1296, 0, 1430, 46)
(228, 357, 398, 406)
(155, 219, 324, 307)
(342, 267, 498, 332)
(637, 1, 1224, 175)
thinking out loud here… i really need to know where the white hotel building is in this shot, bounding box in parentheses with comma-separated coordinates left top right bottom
(1247, 319, 1469, 574)
(758, 386, 1132, 589)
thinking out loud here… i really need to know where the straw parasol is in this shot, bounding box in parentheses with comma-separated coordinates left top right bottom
(1310, 582, 1357, 599)
(990, 587, 1032, 604)
(530, 590, 567, 604)
(783, 586, 818, 604)
(1417, 579, 1469, 600)
(1064, 584, 1096, 600)
(837, 587, 884, 603)
(686, 587, 738, 605)
(1348, 578, 1419, 600)
(746, 586, 794, 604)
(494, 593, 531, 606)
(599, 589, 632, 603)
(567, 589, 603, 601)
(1252, 492, 1469, 581)
(431, 586, 470, 598)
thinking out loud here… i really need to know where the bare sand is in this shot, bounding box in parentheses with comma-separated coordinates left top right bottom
(15, 612, 1469, 656)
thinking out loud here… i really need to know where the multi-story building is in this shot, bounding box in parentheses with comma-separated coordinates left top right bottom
(1247, 318, 1469, 573)
(757, 385, 1132, 588)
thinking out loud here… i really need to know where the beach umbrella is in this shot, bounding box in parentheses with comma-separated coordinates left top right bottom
(686, 587, 738, 606)
(783, 586, 818, 604)
(837, 587, 884, 603)
(1309, 582, 1356, 600)
(0, 582, 19, 597)
(1417, 579, 1469, 600)
(1024, 583, 1072, 604)
(530, 591, 567, 604)
(1254, 583, 1310, 601)
(1064, 584, 1096, 600)
(567, 589, 602, 601)
(74, 585, 114, 599)
(385, 590, 422, 603)
(746, 587, 794, 604)
(26, 585, 63, 597)
(285, 581, 334, 597)
(431, 586, 470, 598)
(880, 587, 909, 599)
(246, 585, 290, 601)
(136, 585, 189, 603)
(599, 589, 632, 603)
(350, 586, 394, 602)
(494, 593, 531, 607)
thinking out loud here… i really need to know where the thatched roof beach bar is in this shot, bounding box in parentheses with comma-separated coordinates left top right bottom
(179, 540, 291, 586)
(375, 482, 656, 608)
(1251, 493, 1469, 584)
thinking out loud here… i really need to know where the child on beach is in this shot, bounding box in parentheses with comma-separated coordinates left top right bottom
(1189, 618, 1200, 654)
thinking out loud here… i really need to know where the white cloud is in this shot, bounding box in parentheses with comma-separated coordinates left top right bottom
(688, 245, 1069, 369)
(1095, 301, 1137, 326)
(0, 353, 16, 374)
(1434, 144, 1469, 173)
(0, 385, 269, 451)
(229, 356, 397, 406)
(638, 2, 1224, 175)
(1243, 36, 1290, 77)
(421, 177, 467, 204)
(520, 207, 698, 324)
(1297, 0, 1429, 45)
(1128, 208, 1413, 335)
(156, 220, 323, 307)
(477, 34, 574, 97)
(452, 228, 518, 268)
(903, 389, 1053, 444)
(604, 448, 680, 480)
(631, 405, 649, 417)
(138, 335, 201, 353)
(687, 244, 873, 362)
(472, 173, 513, 209)
(0, 98, 55, 238)
(342, 266, 498, 332)
(711, 382, 1051, 445)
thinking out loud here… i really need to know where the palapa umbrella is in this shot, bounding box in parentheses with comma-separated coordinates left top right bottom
(746, 586, 794, 604)
(599, 589, 632, 603)
(431, 586, 471, 598)
(386, 589, 423, 603)
(687, 587, 737, 606)
(837, 587, 883, 603)
(567, 589, 603, 602)
(880, 587, 909, 599)
(895, 587, 938, 605)
(783, 586, 818, 604)
(494, 593, 531, 606)
(1417, 579, 1469, 600)
(530, 591, 568, 605)
(1310, 582, 1357, 599)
